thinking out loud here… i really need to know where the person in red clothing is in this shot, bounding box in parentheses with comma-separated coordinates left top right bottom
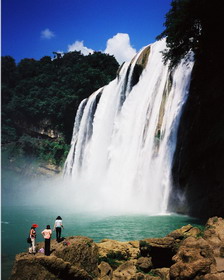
(41, 225, 52, 256)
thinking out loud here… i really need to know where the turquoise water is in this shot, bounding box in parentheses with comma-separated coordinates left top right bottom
(1, 205, 204, 280)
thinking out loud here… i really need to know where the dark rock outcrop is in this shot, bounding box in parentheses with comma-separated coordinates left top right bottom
(140, 237, 176, 268)
(170, 41, 224, 219)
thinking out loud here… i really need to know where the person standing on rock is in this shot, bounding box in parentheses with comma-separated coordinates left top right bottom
(53, 216, 64, 242)
(41, 225, 52, 256)
(29, 225, 37, 254)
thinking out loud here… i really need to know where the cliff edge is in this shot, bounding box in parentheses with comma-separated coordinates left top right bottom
(171, 41, 224, 219)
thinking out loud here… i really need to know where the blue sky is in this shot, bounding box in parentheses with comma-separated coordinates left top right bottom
(2, 0, 172, 63)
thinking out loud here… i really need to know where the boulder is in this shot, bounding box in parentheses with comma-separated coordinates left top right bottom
(136, 257, 153, 273)
(113, 260, 137, 279)
(98, 239, 139, 260)
(10, 254, 92, 280)
(170, 236, 216, 280)
(10, 236, 98, 280)
(151, 268, 170, 280)
(167, 224, 201, 240)
(53, 236, 99, 275)
(98, 261, 113, 279)
(204, 217, 224, 255)
(203, 272, 224, 280)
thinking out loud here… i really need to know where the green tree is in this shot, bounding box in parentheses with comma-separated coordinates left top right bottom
(1, 50, 119, 163)
(156, 0, 224, 68)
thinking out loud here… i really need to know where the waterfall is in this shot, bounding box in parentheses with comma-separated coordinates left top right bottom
(64, 39, 194, 214)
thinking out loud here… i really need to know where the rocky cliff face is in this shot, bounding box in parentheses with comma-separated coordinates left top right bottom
(10, 217, 224, 280)
(171, 45, 224, 218)
(14, 118, 62, 140)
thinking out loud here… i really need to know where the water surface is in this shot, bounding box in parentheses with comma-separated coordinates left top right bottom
(1, 205, 203, 280)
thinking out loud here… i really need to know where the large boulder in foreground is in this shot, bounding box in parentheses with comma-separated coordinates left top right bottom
(170, 237, 216, 280)
(53, 236, 99, 275)
(10, 236, 98, 280)
(204, 217, 224, 256)
(10, 254, 92, 280)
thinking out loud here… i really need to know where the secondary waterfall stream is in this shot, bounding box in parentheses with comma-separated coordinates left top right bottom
(64, 39, 194, 214)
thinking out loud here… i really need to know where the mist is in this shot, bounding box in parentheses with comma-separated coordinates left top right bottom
(2, 163, 146, 216)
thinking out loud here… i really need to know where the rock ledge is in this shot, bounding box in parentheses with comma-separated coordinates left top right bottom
(10, 217, 224, 280)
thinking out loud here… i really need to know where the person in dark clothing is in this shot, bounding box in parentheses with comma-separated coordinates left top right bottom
(41, 225, 52, 256)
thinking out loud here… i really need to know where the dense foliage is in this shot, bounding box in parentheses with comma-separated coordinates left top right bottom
(1, 51, 119, 165)
(156, 0, 223, 68)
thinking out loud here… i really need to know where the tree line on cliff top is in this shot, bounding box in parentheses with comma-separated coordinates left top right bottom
(1, 52, 119, 165)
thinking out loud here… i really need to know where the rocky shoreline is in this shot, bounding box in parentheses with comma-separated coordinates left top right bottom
(10, 217, 224, 280)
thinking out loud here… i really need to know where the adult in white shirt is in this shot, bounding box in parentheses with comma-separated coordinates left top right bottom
(41, 225, 52, 256)
(54, 216, 64, 242)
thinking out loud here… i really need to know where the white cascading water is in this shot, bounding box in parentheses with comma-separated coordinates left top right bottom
(64, 39, 194, 214)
